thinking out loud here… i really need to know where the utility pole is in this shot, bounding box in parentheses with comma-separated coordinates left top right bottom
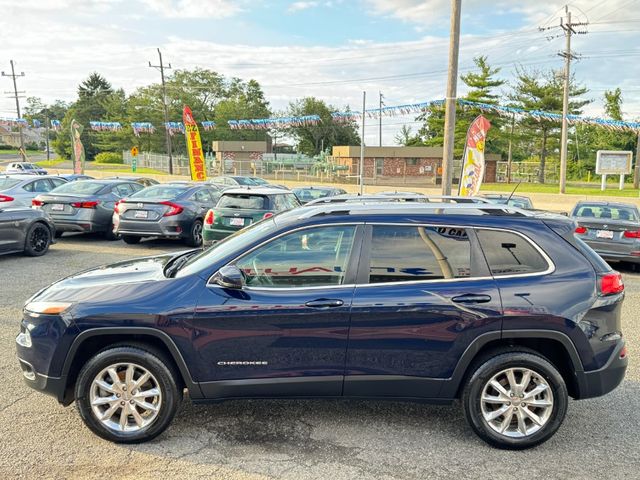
(44, 109, 50, 162)
(359, 91, 366, 195)
(634, 131, 640, 189)
(556, 5, 587, 193)
(379, 91, 384, 147)
(441, 0, 461, 195)
(149, 48, 173, 174)
(507, 113, 515, 183)
(2, 60, 26, 160)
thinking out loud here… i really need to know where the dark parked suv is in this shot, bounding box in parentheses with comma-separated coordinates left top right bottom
(16, 203, 627, 449)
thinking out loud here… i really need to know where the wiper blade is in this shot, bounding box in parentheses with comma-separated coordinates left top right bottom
(164, 250, 199, 278)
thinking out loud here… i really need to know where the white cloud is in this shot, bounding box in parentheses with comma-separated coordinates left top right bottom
(139, 0, 246, 18)
(288, 1, 319, 13)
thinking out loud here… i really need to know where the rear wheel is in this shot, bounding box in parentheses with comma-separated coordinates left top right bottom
(185, 219, 203, 247)
(75, 346, 181, 443)
(462, 351, 567, 450)
(24, 222, 52, 256)
(122, 235, 141, 245)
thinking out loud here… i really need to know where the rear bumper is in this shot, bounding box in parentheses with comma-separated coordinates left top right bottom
(53, 219, 104, 233)
(575, 340, 628, 399)
(203, 227, 239, 244)
(115, 218, 191, 238)
(583, 240, 640, 263)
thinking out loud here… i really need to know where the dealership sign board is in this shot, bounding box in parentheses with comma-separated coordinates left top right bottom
(596, 150, 632, 175)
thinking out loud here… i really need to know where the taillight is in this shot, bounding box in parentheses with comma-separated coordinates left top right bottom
(263, 212, 274, 219)
(161, 201, 184, 216)
(204, 210, 215, 225)
(114, 200, 123, 214)
(620, 345, 627, 359)
(31, 199, 43, 206)
(623, 230, 640, 238)
(575, 226, 587, 234)
(71, 201, 99, 208)
(600, 271, 624, 296)
(0, 194, 14, 202)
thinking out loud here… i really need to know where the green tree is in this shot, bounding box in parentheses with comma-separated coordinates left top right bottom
(287, 97, 360, 156)
(509, 68, 590, 183)
(415, 56, 506, 157)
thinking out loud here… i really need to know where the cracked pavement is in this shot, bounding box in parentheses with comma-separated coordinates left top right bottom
(1, 234, 639, 479)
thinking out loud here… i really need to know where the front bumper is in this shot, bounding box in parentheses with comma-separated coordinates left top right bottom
(575, 339, 628, 399)
(17, 357, 72, 405)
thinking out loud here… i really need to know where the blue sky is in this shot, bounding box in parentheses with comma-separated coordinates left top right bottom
(0, 0, 637, 144)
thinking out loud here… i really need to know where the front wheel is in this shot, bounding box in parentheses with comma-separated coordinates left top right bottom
(462, 351, 568, 450)
(75, 346, 181, 443)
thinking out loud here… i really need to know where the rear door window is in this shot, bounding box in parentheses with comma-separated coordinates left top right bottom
(368, 225, 473, 283)
(476, 229, 550, 276)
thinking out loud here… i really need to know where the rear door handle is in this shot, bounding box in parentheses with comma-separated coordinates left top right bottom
(451, 294, 492, 304)
(305, 299, 344, 308)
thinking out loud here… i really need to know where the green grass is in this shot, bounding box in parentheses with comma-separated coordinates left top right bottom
(0, 149, 41, 156)
(480, 182, 640, 197)
(85, 163, 166, 175)
(35, 159, 65, 167)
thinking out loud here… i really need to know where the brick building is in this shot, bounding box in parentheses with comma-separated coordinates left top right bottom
(211, 141, 268, 175)
(330, 146, 499, 185)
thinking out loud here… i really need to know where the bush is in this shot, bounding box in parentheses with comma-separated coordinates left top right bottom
(0, 144, 13, 150)
(94, 152, 123, 164)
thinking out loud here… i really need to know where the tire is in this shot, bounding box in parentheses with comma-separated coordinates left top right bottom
(75, 346, 181, 443)
(23, 222, 52, 256)
(185, 219, 203, 247)
(103, 223, 121, 241)
(54, 230, 64, 239)
(462, 351, 568, 450)
(122, 235, 141, 245)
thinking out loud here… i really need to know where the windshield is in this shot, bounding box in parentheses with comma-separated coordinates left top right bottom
(234, 177, 259, 185)
(574, 204, 638, 222)
(217, 193, 267, 209)
(22, 164, 36, 170)
(131, 185, 188, 200)
(293, 188, 332, 202)
(176, 218, 276, 277)
(0, 178, 21, 190)
(51, 181, 106, 195)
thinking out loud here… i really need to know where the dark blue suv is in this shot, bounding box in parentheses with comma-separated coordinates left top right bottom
(16, 203, 628, 449)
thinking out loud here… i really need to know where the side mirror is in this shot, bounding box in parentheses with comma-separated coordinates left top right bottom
(211, 265, 244, 289)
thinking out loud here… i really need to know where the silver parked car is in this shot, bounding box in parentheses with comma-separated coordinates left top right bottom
(32, 179, 144, 240)
(0, 175, 67, 208)
(113, 182, 223, 246)
(4, 162, 48, 175)
(572, 201, 640, 265)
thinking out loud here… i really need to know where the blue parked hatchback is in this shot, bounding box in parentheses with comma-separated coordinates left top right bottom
(16, 202, 627, 449)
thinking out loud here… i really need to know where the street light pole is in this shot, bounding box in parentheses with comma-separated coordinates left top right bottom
(360, 91, 366, 195)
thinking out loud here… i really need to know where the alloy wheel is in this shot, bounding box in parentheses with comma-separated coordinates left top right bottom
(30, 226, 49, 253)
(480, 367, 554, 438)
(89, 362, 162, 434)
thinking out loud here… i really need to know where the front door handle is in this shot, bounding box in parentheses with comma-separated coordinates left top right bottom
(451, 294, 492, 304)
(305, 298, 344, 308)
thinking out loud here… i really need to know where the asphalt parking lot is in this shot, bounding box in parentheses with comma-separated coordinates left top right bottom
(1, 236, 639, 479)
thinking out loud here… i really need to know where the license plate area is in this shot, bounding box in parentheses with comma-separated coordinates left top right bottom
(230, 217, 244, 226)
(596, 230, 614, 239)
(51, 204, 64, 211)
(134, 210, 149, 219)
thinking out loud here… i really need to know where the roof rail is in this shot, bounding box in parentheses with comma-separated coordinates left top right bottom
(296, 201, 533, 220)
(304, 193, 490, 206)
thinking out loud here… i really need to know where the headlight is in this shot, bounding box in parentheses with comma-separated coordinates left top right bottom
(24, 302, 73, 315)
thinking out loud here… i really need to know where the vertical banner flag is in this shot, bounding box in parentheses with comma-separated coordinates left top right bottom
(70, 119, 86, 174)
(183, 106, 206, 181)
(458, 115, 491, 197)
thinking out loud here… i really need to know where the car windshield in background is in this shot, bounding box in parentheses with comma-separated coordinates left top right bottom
(0, 178, 22, 190)
(293, 188, 334, 202)
(50, 181, 105, 195)
(131, 185, 188, 199)
(217, 194, 267, 209)
(21, 164, 36, 170)
(574, 204, 638, 221)
(250, 178, 269, 185)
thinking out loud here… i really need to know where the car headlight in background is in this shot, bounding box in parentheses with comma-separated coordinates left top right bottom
(24, 302, 73, 315)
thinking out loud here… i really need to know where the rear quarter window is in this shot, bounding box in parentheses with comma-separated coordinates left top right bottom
(476, 229, 550, 276)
